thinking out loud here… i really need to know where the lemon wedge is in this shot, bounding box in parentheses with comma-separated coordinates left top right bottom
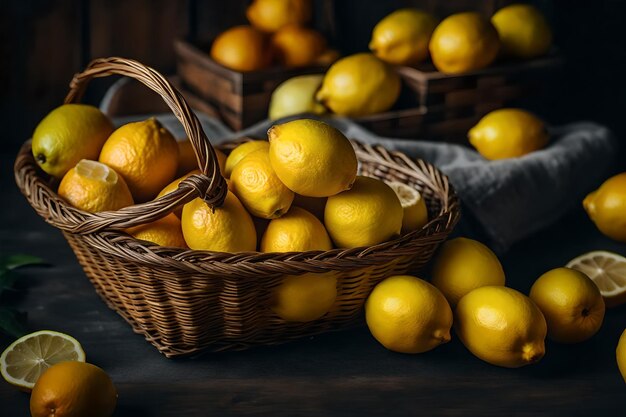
(566, 251, 626, 308)
(0, 330, 86, 391)
(387, 181, 428, 233)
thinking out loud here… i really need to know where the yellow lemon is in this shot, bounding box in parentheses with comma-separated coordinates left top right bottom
(210, 26, 272, 72)
(369, 8, 438, 65)
(316, 53, 401, 117)
(261, 206, 332, 252)
(387, 181, 428, 233)
(583, 173, 626, 242)
(272, 25, 327, 68)
(269, 75, 326, 120)
(246, 0, 311, 33)
(58, 159, 134, 213)
(230, 149, 294, 219)
(617, 329, 626, 383)
(30, 362, 117, 417)
(324, 176, 402, 248)
(126, 213, 187, 249)
(530, 267, 605, 344)
(156, 169, 201, 217)
(268, 119, 357, 197)
(32, 104, 114, 178)
(429, 12, 500, 74)
(271, 272, 337, 322)
(366, 275, 453, 354)
(455, 286, 547, 368)
(177, 139, 226, 176)
(492, 4, 552, 59)
(181, 191, 257, 252)
(431, 237, 505, 307)
(99, 118, 178, 202)
(224, 140, 270, 178)
(567, 251, 626, 308)
(468, 108, 549, 160)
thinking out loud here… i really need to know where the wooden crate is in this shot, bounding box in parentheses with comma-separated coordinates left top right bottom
(174, 38, 328, 131)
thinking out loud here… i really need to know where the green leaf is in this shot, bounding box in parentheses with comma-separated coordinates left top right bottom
(2, 254, 44, 270)
(0, 308, 27, 338)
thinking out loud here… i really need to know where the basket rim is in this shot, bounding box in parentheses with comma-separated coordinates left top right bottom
(15, 137, 460, 276)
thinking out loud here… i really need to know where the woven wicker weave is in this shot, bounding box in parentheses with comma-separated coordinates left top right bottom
(14, 57, 460, 357)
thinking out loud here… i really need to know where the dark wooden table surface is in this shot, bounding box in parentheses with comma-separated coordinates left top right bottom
(1, 150, 625, 417)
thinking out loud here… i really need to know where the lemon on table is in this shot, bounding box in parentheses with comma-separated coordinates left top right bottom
(57, 159, 134, 213)
(1, 330, 86, 391)
(325, 176, 403, 248)
(210, 26, 272, 72)
(492, 4, 552, 59)
(177, 139, 226, 176)
(230, 148, 294, 219)
(268, 119, 357, 197)
(271, 272, 337, 322)
(261, 206, 332, 252)
(366, 275, 453, 354)
(468, 108, 549, 160)
(583, 173, 626, 242)
(272, 25, 327, 68)
(181, 191, 257, 252)
(566, 251, 626, 308)
(369, 8, 438, 66)
(530, 267, 605, 343)
(316, 53, 401, 117)
(127, 213, 187, 249)
(429, 12, 500, 74)
(99, 118, 179, 202)
(156, 169, 201, 217)
(32, 104, 114, 178)
(30, 361, 117, 417)
(224, 140, 270, 178)
(387, 181, 428, 233)
(455, 286, 547, 368)
(431, 237, 505, 307)
(617, 329, 626, 383)
(246, 0, 311, 33)
(269, 75, 326, 120)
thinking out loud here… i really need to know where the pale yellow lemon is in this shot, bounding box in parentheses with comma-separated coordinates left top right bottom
(369, 8, 438, 65)
(99, 118, 178, 202)
(230, 149, 294, 219)
(269, 75, 326, 120)
(324, 176, 403, 248)
(455, 286, 547, 368)
(271, 272, 337, 322)
(181, 191, 256, 252)
(57, 160, 134, 213)
(366, 275, 453, 354)
(468, 108, 549, 160)
(429, 12, 500, 74)
(261, 206, 332, 252)
(32, 104, 114, 178)
(530, 267, 605, 344)
(583, 173, 626, 242)
(431, 237, 505, 307)
(316, 53, 401, 117)
(224, 140, 270, 178)
(268, 119, 357, 197)
(492, 4, 552, 59)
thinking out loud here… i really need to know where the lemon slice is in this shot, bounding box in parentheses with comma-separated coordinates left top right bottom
(75, 159, 118, 182)
(387, 181, 428, 233)
(566, 251, 626, 308)
(1, 330, 86, 390)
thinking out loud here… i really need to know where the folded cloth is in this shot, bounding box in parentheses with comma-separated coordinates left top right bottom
(111, 113, 619, 254)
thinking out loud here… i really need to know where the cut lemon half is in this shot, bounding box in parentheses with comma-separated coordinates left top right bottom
(387, 181, 428, 233)
(1, 330, 86, 391)
(566, 251, 626, 308)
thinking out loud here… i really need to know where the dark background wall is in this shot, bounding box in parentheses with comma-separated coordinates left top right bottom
(1, 0, 625, 160)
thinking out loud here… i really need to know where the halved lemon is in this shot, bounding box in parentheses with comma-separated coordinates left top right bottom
(0, 330, 86, 391)
(566, 251, 626, 308)
(387, 181, 428, 233)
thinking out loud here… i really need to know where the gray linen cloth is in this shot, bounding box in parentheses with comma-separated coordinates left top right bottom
(112, 113, 619, 253)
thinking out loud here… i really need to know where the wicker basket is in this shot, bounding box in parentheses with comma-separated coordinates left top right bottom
(14, 57, 460, 357)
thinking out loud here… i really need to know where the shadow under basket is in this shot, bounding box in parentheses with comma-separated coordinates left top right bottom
(14, 57, 460, 358)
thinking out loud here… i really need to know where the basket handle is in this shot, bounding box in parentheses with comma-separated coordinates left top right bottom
(57, 57, 227, 234)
